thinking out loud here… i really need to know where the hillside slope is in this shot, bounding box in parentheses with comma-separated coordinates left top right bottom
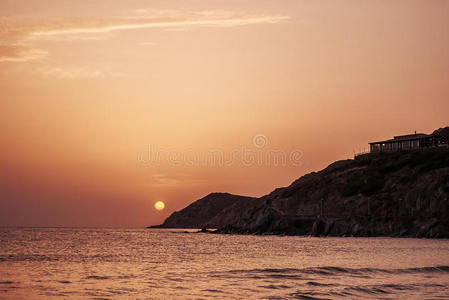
(149, 193, 260, 229)
(219, 148, 449, 238)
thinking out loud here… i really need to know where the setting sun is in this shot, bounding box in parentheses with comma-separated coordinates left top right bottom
(155, 201, 165, 211)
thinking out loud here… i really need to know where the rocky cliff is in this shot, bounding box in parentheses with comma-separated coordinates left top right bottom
(219, 147, 449, 238)
(151, 145, 449, 238)
(149, 193, 260, 229)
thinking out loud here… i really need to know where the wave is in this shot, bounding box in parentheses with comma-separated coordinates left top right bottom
(85, 275, 111, 280)
(306, 281, 336, 287)
(342, 283, 445, 296)
(0, 253, 116, 263)
(226, 265, 449, 277)
(289, 283, 447, 299)
(0, 254, 60, 262)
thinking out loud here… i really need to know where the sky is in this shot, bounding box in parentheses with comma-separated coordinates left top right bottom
(1, 0, 448, 227)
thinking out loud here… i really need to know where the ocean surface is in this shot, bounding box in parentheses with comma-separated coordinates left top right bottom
(1, 228, 449, 299)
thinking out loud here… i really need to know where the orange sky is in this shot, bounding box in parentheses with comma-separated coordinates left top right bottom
(1, 0, 448, 227)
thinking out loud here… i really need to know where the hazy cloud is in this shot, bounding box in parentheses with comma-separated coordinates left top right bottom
(139, 42, 158, 47)
(36, 66, 123, 79)
(0, 11, 289, 62)
(0, 44, 48, 62)
(149, 173, 206, 187)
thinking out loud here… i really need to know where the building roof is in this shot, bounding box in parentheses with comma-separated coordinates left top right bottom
(369, 133, 429, 145)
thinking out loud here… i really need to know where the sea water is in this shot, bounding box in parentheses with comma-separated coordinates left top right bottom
(1, 228, 448, 299)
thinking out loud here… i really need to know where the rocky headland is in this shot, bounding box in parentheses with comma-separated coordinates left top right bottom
(150, 131, 449, 238)
(149, 193, 260, 229)
(219, 148, 449, 238)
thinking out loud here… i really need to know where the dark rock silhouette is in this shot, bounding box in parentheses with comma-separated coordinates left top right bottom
(150, 129, 449, 238)
(220, 147, 449, 238)
(433, 126, 449, 142)
(148, 193, 260, 229)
